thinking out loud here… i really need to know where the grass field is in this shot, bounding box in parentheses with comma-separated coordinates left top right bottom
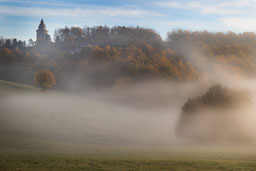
(1, 146, 256, 171)
(1, 80, 256, 170)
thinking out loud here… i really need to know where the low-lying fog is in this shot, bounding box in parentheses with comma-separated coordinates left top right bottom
(2, 58, 256, 147)
(0, 81, 207, 145)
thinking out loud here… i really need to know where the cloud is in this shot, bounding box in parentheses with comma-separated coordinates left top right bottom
(221, 17, 256, 31)
(155, 0, 256, 15)
(156, 2, 185, 9)
(153, 0, 256, 33)
(0, 5, 162, 18)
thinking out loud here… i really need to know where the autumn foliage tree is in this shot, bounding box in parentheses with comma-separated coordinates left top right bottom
(34, 69, 56, 91)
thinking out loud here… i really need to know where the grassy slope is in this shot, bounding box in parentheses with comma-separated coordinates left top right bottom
(1, 80, 256, 170)
(0, 80, 36, 93)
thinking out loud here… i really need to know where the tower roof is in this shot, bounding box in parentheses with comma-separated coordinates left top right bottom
(37, 18, 47, 32)
(40, 18, 44, 25)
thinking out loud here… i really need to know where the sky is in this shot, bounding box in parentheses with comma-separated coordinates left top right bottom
(1, 0, 256, 42)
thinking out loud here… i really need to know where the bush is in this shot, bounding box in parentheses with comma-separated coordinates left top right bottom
(176, 84, 251, 143)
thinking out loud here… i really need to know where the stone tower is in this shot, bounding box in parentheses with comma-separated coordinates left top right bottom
(36, 19, 50, 46)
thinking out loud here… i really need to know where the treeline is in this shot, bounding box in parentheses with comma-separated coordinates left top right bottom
(167, 30, 256, 76)
(54, 26, 163, 49)
(1, 26, 256, 89)
(0, 37, 26, 49)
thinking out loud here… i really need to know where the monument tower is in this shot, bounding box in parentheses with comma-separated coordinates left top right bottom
(36, 19, 50, 46)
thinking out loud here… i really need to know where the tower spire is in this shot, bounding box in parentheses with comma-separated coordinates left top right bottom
(40, 18, 44, 24)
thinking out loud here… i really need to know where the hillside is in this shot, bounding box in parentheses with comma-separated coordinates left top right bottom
(3, 29, 256, 90)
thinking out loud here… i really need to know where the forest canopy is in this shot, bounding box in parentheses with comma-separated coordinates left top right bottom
(1, 26, 256, 89)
